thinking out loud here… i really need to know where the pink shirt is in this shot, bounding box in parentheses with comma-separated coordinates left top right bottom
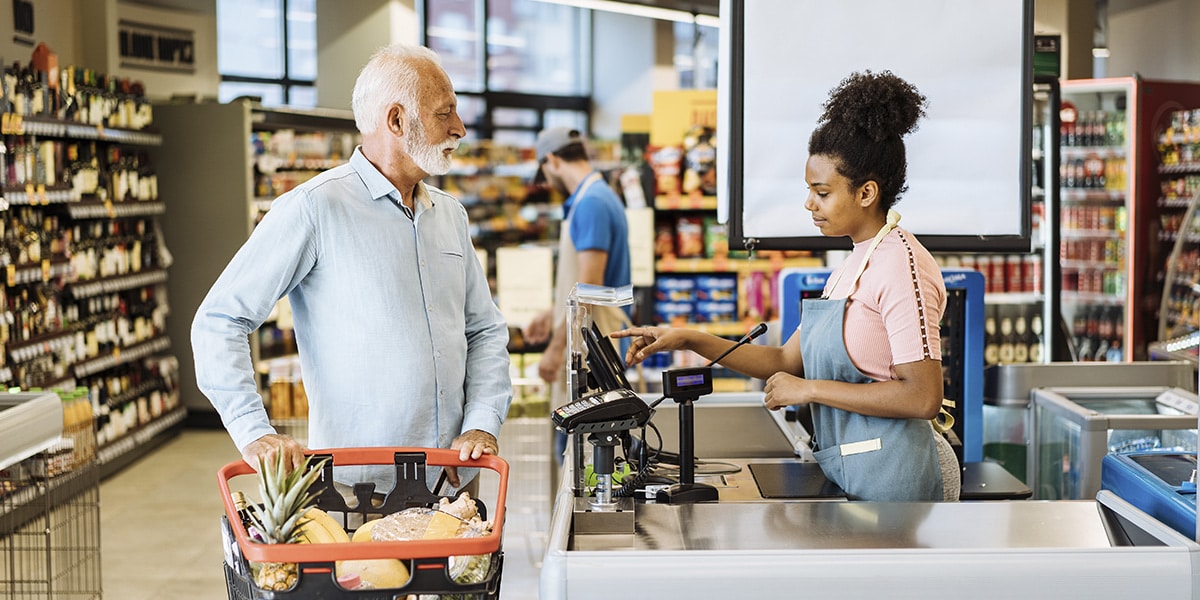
(820, 227, 946, 382)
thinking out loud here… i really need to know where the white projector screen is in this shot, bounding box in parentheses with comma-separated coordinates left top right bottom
(717, 0, 1033, 252)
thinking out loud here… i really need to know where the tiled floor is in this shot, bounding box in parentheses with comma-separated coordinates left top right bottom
(99, 421, 551, 599)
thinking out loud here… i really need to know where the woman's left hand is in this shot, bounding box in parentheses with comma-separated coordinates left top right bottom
(763, 371, 811, 411)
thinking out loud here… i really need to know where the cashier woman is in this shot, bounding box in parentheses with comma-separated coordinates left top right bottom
(613, 71, 960, 502)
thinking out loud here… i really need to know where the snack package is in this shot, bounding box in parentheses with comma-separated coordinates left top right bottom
(675, 216, 705, 258)
(654, 221, 676, 257)
(648, 145, 683, 197)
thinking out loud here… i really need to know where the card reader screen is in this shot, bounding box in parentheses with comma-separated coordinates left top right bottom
(675, 373, 707, 387)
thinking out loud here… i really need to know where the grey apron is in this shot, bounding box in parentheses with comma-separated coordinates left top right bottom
(800, 215, 945, 501)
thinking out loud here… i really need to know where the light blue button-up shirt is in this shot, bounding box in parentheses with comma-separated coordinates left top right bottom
(192, 147, 511, 489)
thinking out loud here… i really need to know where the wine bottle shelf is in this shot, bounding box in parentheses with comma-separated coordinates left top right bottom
(1, 185, 79, 206)
(7, 258, 72, 285)
(66, 200, 165, 220)
(2, 114, 162, 147)
(73, 336, 170, 378)
(95, 405, 185, 475)
(68, 269, 168, 298)
(7, 330, 77, 363)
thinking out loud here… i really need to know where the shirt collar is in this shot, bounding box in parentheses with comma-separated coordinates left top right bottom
(562, 171, 601, 216)
(349, 146, 435, 211)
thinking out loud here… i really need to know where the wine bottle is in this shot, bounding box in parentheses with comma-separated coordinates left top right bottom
(983, 312, 999, 366)
(1013, 314, 1029, 363)
(998, 315, 1016, 364)
(1028, 313, 1044, 363)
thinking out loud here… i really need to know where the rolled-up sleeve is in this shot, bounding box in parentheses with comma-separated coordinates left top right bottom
(191, 190, 317, 450)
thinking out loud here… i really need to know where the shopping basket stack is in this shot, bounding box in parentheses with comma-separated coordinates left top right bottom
(217, 447, 508, 599)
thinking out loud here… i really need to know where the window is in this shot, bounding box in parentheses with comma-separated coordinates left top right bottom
(674, 21, 719, 89)
(217, 0, 317, 108)
(423, 0, 591, 141)
(485, 0, 590, 96)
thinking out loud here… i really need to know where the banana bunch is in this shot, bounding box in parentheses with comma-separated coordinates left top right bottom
(295, 508, 352, 544)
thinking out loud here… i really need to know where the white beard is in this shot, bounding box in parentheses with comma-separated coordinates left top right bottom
(408, 121, 457, 176)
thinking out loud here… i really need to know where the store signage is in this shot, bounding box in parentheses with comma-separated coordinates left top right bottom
(651, 90, 717, 147)
(118, 20, 195, 73)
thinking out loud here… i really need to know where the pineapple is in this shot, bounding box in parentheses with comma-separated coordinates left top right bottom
(243, 453, 329, 591)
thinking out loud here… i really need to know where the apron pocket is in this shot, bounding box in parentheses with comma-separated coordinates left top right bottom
(814, 437, 893, 501)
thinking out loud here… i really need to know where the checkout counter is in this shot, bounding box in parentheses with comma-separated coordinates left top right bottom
(544, 286, 1200, 598)
(539, 391, 1200, 599)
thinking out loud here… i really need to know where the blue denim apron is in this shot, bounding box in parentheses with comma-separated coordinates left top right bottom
(800, 215, 944, 501)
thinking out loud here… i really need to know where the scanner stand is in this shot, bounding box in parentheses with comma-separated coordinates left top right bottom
(655, 394, 719, 504)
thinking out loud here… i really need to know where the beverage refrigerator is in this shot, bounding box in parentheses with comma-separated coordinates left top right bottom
(1058, 77, 1200, 362)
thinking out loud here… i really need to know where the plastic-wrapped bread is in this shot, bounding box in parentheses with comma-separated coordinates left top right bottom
(370, 492, 487, 542)
(370, 507, 441, 542)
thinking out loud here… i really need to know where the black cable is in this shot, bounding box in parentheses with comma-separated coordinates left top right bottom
(615, 423, 668, 497)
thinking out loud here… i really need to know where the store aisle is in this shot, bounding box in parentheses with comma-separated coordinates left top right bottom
(99, 423, 550, 599)
(99, 430, 241, 599)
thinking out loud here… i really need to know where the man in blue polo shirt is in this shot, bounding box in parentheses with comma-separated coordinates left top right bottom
(523, 127, 631, 461)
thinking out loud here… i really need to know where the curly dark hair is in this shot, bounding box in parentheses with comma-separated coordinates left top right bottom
(807, 70, 927, 210)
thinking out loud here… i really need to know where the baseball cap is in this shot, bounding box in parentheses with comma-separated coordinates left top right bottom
(536, 126, 584, 161)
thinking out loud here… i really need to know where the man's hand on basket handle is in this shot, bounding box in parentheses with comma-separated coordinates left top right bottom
(446, 429, 499, 487)
(242, 433, 308, 473)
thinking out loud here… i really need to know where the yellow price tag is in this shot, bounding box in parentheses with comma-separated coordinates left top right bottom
(8, 114, 22, 135)
(6, 264, 14, 287)
(104, 200, 115, 218)
(24, 183, 34, 204)
(36, 184, 47, 205)
(41, 259, 49, 282)
(112, 346, 121, 361)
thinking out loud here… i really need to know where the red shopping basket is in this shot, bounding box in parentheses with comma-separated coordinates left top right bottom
(217, 447, 508, 599)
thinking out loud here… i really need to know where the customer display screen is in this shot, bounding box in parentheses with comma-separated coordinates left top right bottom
(719, 0, 1033, 252)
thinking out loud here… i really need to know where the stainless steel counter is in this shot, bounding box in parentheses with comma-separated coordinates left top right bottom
(631, 500, 1114, 551)
(541, 392, 1200, 599)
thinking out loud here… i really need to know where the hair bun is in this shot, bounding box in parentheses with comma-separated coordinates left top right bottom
(818, 70, 927, 143)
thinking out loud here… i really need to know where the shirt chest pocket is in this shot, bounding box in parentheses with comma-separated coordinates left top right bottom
(433, 249, 467, 295)
(439, 249, 465, 264)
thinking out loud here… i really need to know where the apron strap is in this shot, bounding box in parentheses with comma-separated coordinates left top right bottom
(932, 398, 956, 434)
(823, 209, 901, 298)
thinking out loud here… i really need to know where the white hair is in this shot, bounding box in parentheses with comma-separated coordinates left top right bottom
(351, 44, 442, 135)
